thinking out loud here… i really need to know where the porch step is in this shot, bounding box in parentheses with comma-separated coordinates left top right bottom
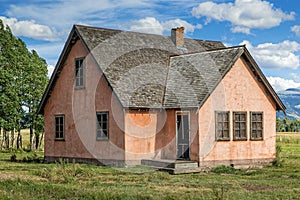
(141, 159, 199, 174)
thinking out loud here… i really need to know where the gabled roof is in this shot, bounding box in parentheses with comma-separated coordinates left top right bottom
(164, 46, 244, 108)
(37, 25, 285, 114)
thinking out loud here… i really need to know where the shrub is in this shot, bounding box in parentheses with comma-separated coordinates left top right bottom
(272, 144, 284, 167)
(10, 154, 17, 162)
(211, 165, 237, 174)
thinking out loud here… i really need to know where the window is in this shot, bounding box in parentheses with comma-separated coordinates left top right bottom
(75, 58, 84, 88)
(215, 111, 230, 141)
(96, 112, 109, 140)
(233, 112, 247, 141)
(55, 115, 65, 140)
(250, 112, 263, 140)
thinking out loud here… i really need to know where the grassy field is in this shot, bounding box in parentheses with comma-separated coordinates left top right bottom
(0, 133, 299, 199)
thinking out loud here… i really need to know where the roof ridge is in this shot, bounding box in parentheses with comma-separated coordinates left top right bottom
(74, 24, 122, 32)
(169, 45, 245, 58)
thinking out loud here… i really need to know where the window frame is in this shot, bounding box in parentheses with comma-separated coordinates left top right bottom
(250, 112, 264, 141)
(233, 111, 247, 141)
(215, 111, 230, 141)
(74, 57, 85, 89)
(54, 114, 65, 141)
(96, 111, 109, 141)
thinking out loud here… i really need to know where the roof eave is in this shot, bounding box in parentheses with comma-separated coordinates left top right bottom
(37, 25, 79, 115)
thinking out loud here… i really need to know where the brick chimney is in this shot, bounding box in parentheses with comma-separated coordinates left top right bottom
(171, 27, 184, 47)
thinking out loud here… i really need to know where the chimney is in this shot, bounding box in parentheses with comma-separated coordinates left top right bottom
(171, 27, 184, 47)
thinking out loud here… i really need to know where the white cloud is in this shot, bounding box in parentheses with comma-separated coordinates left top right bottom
(192, 0, 295, 34)
(28, 43, 64, 66)
(290, 73, 300, 82)
(47, 65, 55, 77)
(130, 17, 164, 35)
(6, 1, 152, 30)
(0, 16, 59, 41)
(267, 76, 300, 92)
(129, 17, 201, 35)
(291, 25, 300, 37)
(231, 26, 250, 34)
(162, 18, 198, 33)
(240, 40, 300, 69)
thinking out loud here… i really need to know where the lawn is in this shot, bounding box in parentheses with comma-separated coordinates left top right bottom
(0, 133, 299, 199)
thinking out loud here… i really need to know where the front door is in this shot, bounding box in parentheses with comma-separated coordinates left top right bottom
(176, 112, 190, 160)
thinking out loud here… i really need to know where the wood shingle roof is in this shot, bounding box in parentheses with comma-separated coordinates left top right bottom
(37, 25, 285, 114)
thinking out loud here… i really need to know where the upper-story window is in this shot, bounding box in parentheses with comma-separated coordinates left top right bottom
(75, 57, 84, 88)
(233, 112, 247, 141)
(250, 112, 263, 140)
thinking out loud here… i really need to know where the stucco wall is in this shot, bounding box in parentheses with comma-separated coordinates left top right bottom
(198, 57, 276, 167)
(44, 39, 125, 164)
(124, 109, 199, 164)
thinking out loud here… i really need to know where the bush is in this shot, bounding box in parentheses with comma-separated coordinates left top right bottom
(211, 165, 237, 174)
(272, 144, 284, 167)
(10, 154, 17, 162)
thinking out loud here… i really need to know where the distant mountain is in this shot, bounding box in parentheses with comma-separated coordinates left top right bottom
(277, 88, 300, 120)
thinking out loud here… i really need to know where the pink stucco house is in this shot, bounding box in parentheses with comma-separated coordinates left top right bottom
(38, 25, 285, 168)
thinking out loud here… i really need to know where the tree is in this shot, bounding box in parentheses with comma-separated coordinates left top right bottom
(0, 19, 48, 150)
(276, 118, 300, 133)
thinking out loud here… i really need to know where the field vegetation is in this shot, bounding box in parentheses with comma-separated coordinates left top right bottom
(0, 133, 299, 199)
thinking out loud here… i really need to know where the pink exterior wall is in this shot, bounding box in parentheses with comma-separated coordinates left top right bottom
(124, 109, 198, 164)
(198, 57, 277, 167)
(44, 38, 277, 167)
(44, 39, 125, 164)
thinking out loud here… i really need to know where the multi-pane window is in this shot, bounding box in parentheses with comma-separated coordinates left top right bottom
(233, 112, 247, 141)
(250, 112, 263, 140)
(55, 115, 65, 140)
(75, 58, 84, 88)
(96, 112, 109, 140)
(215, 111, 230, 141)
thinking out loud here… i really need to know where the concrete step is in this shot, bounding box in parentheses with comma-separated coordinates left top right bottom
(141, 159, 199, 174)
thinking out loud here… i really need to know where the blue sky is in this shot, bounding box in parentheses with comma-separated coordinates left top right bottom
(0, 0, 300, 92)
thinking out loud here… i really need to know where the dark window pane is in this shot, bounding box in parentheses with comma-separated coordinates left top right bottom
(96, 112, 109, 140)
(251, 112, 263, 140)
(55, 115, 64, 140)
(216, 111, 230, 141)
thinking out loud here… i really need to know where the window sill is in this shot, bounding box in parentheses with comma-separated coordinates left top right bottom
(75, 86, 85, 90)
(55, 138, 65, 141)
(250, 138, 263, 141)
(96, 138, 109, 141)
(233, 138, 247, 141)
(216, 138, 230, 142)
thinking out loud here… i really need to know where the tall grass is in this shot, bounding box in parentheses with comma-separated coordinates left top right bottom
(0, 133, 299, 199)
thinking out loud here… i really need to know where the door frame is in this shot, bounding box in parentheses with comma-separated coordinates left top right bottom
(175, 111, 190, 160)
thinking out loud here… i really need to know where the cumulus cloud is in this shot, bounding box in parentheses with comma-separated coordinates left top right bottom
(130, 17, 164, 35)
(291, 25, 300, 37)
(267, 76, 300, 92)
(240, 40, 300, 69)
(130, 17, 201, 35)
(0, 16, 59, 41)
(192, 0, 295, 34)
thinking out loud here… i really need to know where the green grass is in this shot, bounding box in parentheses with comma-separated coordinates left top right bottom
(0, 133, 300, 199)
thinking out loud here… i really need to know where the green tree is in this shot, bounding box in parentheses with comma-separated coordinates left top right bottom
(0, 19, 48, 150)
